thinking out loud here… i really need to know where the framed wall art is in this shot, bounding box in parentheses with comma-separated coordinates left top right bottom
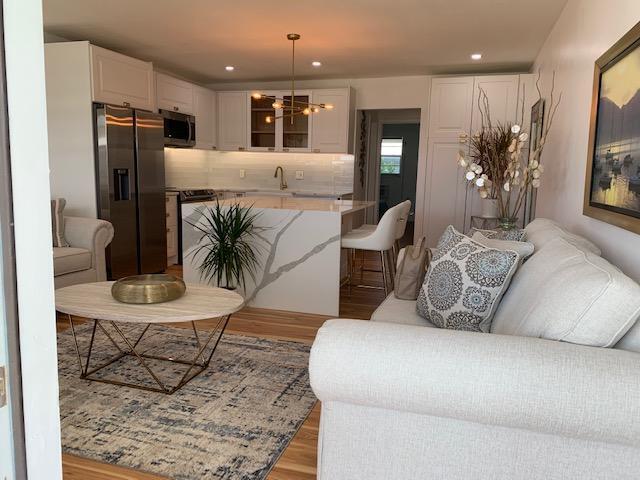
(584, 21, 640, 234)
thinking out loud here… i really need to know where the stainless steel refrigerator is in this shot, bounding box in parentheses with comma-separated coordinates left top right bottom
(95, 104, 167, 279)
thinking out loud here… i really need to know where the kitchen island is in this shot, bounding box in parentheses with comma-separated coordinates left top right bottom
(181, 196, 374, 315)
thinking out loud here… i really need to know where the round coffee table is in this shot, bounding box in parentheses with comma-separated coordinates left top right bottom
(56, 282, 244, 394)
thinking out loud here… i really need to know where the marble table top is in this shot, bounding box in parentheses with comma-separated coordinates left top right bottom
(55, 282, 244, 324)
(192, 197, 376, 215)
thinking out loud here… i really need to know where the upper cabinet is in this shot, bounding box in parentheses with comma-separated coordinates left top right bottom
(156, 73, 194, 114)
(311, 88, 354, 153)
(428, 77, 475, 140)
(247, 90, 314, 152)
(424, 74, 530, 243)
(192, 85, 217, 150)
(470, 75, 520, 133)
(218, 91, 248, 151)
(90, 45, 155, 111)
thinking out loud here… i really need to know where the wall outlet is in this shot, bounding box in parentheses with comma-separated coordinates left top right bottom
(239, 169, 246, 179)
(295, 170, 304, 180)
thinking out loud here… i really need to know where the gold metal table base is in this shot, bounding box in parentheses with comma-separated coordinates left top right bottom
(67, 314, 231, 394)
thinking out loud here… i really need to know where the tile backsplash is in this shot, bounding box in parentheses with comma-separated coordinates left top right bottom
(164, 149, 355, 194)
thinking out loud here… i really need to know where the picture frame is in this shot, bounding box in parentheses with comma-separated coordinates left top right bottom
(584, 21, 640, 234)
(523, 98, 545, 225)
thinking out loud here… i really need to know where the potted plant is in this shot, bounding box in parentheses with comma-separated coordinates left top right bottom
(458, 76, 561, 229)
(187, 201, 261, 290)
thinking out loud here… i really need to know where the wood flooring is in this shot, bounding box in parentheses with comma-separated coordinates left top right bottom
(58, 253, 386, 480)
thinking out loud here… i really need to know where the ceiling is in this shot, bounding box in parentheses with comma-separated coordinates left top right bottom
(43, 0, 567, 84)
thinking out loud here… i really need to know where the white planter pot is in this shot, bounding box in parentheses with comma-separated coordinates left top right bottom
(480, 198, 499, 218)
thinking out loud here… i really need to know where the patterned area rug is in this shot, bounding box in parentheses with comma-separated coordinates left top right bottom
(57, 322, 316, 480)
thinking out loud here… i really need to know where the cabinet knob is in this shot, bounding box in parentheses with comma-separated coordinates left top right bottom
(313, 148, 321, 153)
(166, 228, 170, 233)
(268, 147, 275, 151)
(212, 146, 217, 150)
(123, 101, 130, 107)
(173, 106, 179, 111)
(238, 147, 245, 151)
(166, 213, 170, 217)
(166, 197, 170, 203)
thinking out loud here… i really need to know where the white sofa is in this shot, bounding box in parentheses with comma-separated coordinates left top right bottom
(53, 216, 114, 288)
(310, 218, 640, 479)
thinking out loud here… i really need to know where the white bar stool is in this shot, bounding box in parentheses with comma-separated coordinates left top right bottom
(355, 200, 412, 261)
(341, 201, 408, 295)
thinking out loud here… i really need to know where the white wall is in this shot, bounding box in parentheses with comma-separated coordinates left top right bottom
(533, 0, 640, 281)
(45, 41, 96, 217)
(211, 76, 432, 239)
(4, 0, 63, 478)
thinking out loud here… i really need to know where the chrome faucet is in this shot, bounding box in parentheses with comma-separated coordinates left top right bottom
(274, 166, 288, 190)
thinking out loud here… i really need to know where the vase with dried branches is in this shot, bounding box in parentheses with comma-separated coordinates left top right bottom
(458, 72, 561, 229)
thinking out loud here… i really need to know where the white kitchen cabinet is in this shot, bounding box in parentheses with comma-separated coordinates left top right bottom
(424, 138, 469, 247)
(471, 75, 520, 133)
(90, 45, 155, 111)
(311, 88, 354, 153)
(248, 90, 314, 152)
(156, 73, 194, 114)
(424, 74, 529, 242)
(193, 85, 217, 149)
(218, 91, 248, 151)
(428, 77, 475, 140)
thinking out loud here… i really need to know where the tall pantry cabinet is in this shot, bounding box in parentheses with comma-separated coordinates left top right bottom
(423, 73, 534, 247)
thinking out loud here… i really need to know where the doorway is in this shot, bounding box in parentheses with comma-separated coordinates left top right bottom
(354, 109, 421, 246)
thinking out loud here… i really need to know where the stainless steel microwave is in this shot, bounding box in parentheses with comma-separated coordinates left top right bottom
(161, 109, 196, 147)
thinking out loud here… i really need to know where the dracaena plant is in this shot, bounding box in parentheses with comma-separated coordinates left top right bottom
(187, 201, 261, 290)
(458, 72, 561, 221)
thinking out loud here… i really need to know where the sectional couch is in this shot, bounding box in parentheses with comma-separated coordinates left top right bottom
(310, 218, 640, 479)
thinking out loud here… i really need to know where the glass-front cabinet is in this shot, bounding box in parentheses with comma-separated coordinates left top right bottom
(248, 90, 312, 151)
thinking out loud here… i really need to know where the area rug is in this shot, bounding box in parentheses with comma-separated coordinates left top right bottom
(57, 322, 317, 480)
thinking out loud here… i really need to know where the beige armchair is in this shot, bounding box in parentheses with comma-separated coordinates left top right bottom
(53, 216, 114, 289)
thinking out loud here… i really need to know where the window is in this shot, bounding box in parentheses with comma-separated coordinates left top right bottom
(380, 138, 403, 174)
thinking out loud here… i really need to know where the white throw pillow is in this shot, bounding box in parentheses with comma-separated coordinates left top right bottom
(472, 232, 535, 261)
(416, 226, 520, 332)
(491, 237, 640, 346)
(524, 218, 601, 255)
(468, 227, 526, 242)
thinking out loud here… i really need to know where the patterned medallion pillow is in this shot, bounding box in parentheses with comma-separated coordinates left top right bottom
(416, 226, 520, 332)
(51, 198, 69, 247)
(469, 227, 526, 242)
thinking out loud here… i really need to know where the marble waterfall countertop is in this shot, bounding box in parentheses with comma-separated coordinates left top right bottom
(201, 196, 375, 215)
(182, 196, 373, 316)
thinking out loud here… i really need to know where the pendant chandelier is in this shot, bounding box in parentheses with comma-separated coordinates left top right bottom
(251, 34, 333, 125)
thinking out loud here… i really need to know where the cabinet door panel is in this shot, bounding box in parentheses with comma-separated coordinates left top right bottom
(311, 88, 351, 153)
(193, 86, 216, 149)
(218, 91, 248, 151)
(471, 75, 520, 133)
(425, 139, 468, 247)
(90, 45, 154, 111)
(428, 77, 474, 139)
(156, 73, 194, 114)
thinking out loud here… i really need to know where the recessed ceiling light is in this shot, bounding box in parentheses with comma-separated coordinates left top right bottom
(225, 65, 235, 71)
(471, 53, 482, 61)
(311, 61, 322, 67)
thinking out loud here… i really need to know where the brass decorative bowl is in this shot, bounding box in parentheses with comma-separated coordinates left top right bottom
(111, 274, 186, 304)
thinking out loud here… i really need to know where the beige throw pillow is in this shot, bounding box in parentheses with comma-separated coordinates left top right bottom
(472, 232, 535, 261)
(51, 198, 69, 247)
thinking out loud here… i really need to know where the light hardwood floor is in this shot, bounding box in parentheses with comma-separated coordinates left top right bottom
(58, 253, 386, 480)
